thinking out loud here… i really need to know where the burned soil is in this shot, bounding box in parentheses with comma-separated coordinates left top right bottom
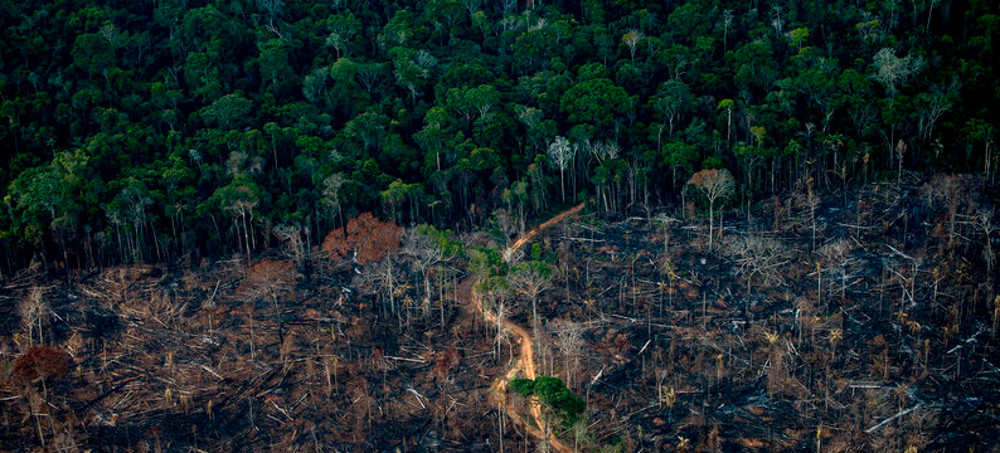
(2, 176, 999, 452)
(526, 177, 1000, 452)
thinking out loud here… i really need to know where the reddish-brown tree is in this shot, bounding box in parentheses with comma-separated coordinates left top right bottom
(236, 259, 301, 361)
(322, 212, 403, 265)
(10, 346, 70, 384)
(239, 259, 299, 303)
(433, 346, 461, 381)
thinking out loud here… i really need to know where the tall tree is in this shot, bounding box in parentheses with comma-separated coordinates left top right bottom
(687, 168, 735, 249)
(560, 77, 629, 140)
(511, 259, 553, 340)
(546, 136, 574, 202)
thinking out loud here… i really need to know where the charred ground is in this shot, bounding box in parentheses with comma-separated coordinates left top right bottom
(2, 176, 999, 452)
(528, 176, 1000, 452)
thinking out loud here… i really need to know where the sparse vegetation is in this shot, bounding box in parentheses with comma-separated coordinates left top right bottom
(1, 178, 997, 451)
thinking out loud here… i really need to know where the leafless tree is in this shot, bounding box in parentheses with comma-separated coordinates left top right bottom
(402, 228, 445, 311)
(461, 0, 483, 18)
(978, 209, 996, 278)
(18, 287, 49, 348)
(817, 238, 859, 299)
(321, 172, 345, 228)
(511, 261, 553, 339)
(482, 289, 510, 361)
(806, 177, 822, 251)
(356, 255, 402, 325)
(622, 29, 643, 63)
(922, 174, 977, 248)
(688, 169, 736, 249)
(493, 208, 522, 243)
(872, 48, 923, 96)
(547, 136, 574, 202)
(722, 10, 734, 49)
(553, 319, 585, 390)
(356, 62, 383, 94)
(224, 194, 259, 261)
(722, 235, 790, 316)
(273, 223, 307, 265)
(916, 81, 958, 142)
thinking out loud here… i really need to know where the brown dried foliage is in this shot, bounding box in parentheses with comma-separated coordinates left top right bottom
(688, 168, 735, 203)
(9, 346, 70, 384)
(245, 259, 298, 286)
(433, 346, 461, 380)
(322, 212, 403, 265)
(238, 259, 299, 301)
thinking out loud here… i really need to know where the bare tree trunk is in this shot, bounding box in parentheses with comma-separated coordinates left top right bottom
(708, 199, 715, 249)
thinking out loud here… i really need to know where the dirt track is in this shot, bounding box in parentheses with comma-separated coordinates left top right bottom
(471, 203, 584, 453)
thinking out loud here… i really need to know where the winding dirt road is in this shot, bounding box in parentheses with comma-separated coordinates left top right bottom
(471, 203, 584, 453)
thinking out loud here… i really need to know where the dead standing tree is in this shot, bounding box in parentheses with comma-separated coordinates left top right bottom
(239, 260, 300, 312)
(978, 209, 996, 279)
(921, 174, 978, 249)
(547, 136, 575, 203)
(816, 238, 859, 302)
(511, 260, 553, 341)
(238, 260, 300, 367)
(272, 223, 307, 266)
(325, 213, 404, 324)
(722, 235, 791, 318)
(402, 226, 461, 325)
(18, 287, 50, 348)
(402, 228, 443, 314)
(687, 169, 735, 249)
(483, 289, 511, 361)
(553, 319, 585, 391)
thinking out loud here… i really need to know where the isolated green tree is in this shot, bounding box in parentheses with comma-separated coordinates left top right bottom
(510, 376, 585, 427)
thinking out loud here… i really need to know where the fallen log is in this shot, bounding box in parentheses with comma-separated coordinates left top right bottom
(865, 403, 922, 434)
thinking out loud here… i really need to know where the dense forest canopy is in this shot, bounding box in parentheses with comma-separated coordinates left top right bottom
(1, 0, 997, 271)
